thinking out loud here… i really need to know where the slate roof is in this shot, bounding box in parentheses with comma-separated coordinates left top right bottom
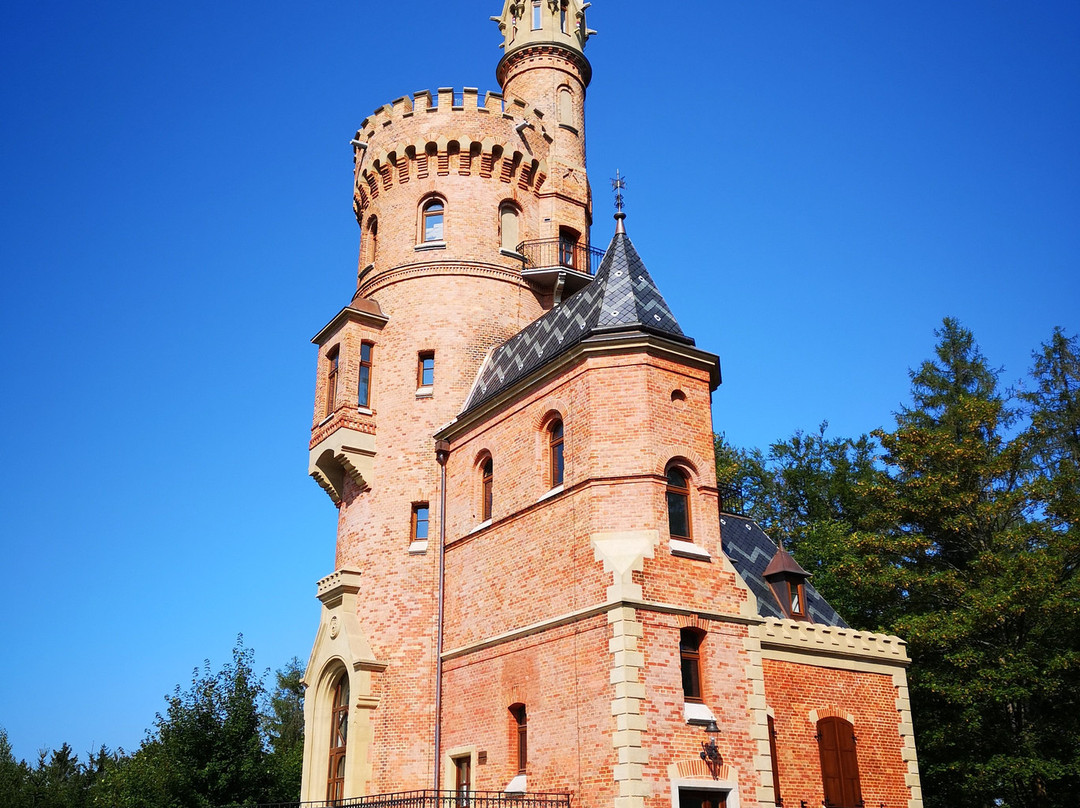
(720, 513, 849, 627)
(462, 222, 693, 412)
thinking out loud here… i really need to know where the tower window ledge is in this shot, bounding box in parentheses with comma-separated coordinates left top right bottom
(500, 247, 525, 260)
(317, 413, 335, 427)
(537, 484, 564, 502)
(408, 540, 429, 555)
(469, 518, 492, 535)
(670, 539, 712, 561)
(357, 406, 373, 415)
(415, 240, 447, 252)
(685, 701, 717, 726)
(557, 123, 578, 134)
(416, 386, 433, 398)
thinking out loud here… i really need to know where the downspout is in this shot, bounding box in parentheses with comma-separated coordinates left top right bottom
(433, 439, 451, 792)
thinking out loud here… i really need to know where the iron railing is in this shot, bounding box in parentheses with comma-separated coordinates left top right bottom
(218, 792, 571, 808)
(516, 239, 605, 276)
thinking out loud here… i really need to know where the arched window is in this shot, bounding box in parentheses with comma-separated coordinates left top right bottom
(499, 203, 520, 252)
(666, 467, 691, 539)
(509, 703, 527, 774)
(326, 672, 349, 801)
(816, 717, 862, 808)
(558, 86, 574, 124)
(481, 457, 493, 522)
(366, 216, 379, 266)
(679, 628, 704, 702)
(548, 419, 564, 487)
(422, 198, 444, 242)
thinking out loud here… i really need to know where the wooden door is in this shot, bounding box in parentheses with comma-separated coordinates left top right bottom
(817, 717, 863, 808)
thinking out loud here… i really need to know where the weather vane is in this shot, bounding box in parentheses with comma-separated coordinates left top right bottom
(611, 170, 627, 215)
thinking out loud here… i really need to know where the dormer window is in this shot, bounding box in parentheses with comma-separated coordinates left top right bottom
(763, 546, 812, 621)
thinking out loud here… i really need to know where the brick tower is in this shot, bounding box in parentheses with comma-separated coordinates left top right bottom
(301, 4, 924, 808)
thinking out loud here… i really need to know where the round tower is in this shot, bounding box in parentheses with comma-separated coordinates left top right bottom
(302, 4, 597, 800)
(494, 0, 596, 257)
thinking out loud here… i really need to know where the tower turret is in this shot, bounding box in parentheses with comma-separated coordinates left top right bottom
(493, 0, 595, 273)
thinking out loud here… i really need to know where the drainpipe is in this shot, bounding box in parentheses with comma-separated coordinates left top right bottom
(433, 439, 451, 792)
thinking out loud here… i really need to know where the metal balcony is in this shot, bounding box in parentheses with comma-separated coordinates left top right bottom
(515, 239, 604, 301)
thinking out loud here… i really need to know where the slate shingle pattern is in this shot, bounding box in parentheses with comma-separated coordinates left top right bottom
(720, 513, 849, 627)
(463, 228, 693, 412)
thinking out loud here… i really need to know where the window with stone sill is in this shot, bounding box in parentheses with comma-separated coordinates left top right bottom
(422, 198, 444, 243)
(417, 351, 435, 389)
(666, 466, 691, 540)
(358, 342, 373, 408)
(680, 627, 704, 703)
(324, 346, 340, 417)
(548, 419, 564, 488)
(411, 502, 429, 542)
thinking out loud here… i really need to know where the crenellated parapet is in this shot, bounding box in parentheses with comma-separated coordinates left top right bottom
(351, 88, 552, 221)
(759, 617, 910, 667)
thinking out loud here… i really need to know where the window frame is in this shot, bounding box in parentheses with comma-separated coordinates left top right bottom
(417, 351, 435, 388)
(531, 0, 542, 30)
(358, 341, 373, 408)
(499, 202, 521, 252)
(411, 502, 430, 542)
(558, 227, 579, 269)
(509, 703, 527, 775)
(549, 419, 565, 488)
(422, 198, 445, 243)
(679, 627, 704, 703)
(326, 672, 349, 802)
(481, 457, 493, 522)
(363, 215, 378, 267)
(666, 466, 692, 540)
(325, 346, 340, 417)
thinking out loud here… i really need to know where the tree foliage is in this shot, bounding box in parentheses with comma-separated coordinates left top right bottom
(0, 643, 303, 808)
(717, 319, 1080, 808)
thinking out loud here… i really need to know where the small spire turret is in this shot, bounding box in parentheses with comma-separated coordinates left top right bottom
(493, 0, 596, 62)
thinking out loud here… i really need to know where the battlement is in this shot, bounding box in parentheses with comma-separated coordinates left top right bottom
(759, 617, 910, 666)
(357, 87, 544, 141)
(351, 87, 554, 217)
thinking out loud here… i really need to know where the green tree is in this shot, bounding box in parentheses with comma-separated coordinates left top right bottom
(0, 728, 31, 808)
(873, 318, 1078, 808)
(92, 637, 272, 808)
(264, 658, 305, 801)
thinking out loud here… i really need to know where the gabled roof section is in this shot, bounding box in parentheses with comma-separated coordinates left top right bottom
(720, 513, 849, 627)
(462, 223, 692, 412)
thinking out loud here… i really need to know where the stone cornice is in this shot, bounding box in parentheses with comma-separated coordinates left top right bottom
(357, 260, 529, 299)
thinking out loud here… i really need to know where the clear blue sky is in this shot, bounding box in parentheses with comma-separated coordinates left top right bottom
(1, 0, 1077, 764)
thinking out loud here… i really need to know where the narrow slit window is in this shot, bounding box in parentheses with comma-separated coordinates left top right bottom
(532, 0, 542, 30)
(326, 673, 349, 802)
(549, 419, 564, 487)
(680, 628, 703, 702)
(509, 704, 527, 774)
(325, 347, 340, 417)
(481, 457, 493, 522)
(768, 715, 782, 806)
(358, 342, 373, 408)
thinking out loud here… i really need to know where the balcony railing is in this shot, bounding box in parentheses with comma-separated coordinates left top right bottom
(218, 791, 571, 808)
(516, 239, 605, 277)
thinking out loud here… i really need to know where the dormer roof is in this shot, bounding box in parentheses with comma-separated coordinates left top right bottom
(462, 223, 692, 412)
(763, 546, 811, 579)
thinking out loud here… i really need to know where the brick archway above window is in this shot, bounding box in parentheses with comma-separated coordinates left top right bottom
(808, 706, 856, 725)
(672, 759, 731, 782)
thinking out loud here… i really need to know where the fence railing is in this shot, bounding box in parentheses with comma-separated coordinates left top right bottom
(516, 239, 605, 276)
(218, 791, 571, 808)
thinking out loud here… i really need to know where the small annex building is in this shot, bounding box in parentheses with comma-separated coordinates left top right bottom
(299, 3, 923, 808)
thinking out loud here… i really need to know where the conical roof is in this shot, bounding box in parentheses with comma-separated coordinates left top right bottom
(462, 221, 691, 412)
(763, 547, 811, 579)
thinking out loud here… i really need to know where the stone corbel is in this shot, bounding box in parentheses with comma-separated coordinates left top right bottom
(309, 427, 376, 504)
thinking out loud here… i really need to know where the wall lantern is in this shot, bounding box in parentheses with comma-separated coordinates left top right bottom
(699, 719, 723, 779)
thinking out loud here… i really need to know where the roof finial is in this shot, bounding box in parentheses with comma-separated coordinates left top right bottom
(611, 170, 627, 234)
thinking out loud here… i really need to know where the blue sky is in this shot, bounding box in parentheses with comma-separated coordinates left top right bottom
(1, 0, 1077, 764)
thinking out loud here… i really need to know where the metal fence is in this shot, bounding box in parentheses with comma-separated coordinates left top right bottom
(218, 792, 570, 808)
(516, 239, 605, 276)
